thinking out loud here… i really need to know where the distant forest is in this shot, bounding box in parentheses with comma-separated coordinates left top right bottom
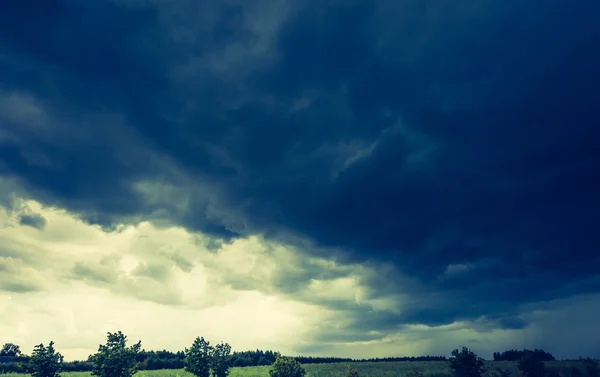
(493, 349, 555, 362)
(0, 345, 554, 374)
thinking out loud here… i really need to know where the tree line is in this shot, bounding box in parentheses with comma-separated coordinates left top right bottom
(493, 349, 555, 362)
(0, 331, 600, 377)
(448, 347, 598, 377)
(230, 351, 448, 366)
(1, 336, 597, 377)
(0, 340, 451, 373)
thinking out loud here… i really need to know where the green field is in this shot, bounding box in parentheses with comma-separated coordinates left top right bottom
(0, 360, 587, 377)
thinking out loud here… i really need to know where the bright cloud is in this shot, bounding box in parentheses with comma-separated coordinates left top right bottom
(0, 200, 328, 360)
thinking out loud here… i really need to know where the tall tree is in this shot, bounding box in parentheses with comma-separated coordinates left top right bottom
(517, 351, 546, 377)
(448, 347, 486, 377)
(28, 341, 64, 377)
(185, 337, 213, 377)
(90, 331, 142, 377)
(212, 342, 232, 377)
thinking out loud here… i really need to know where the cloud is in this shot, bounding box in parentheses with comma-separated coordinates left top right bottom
(0, 202, 327, 359)
(0, 259, 42, 293)
(17, 213, 47, 230)
(1, 0, 600, 359)
(1, 200, 600, 360)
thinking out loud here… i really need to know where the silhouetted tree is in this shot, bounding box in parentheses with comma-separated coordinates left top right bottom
(28, 341, 63, 377)
(0, 343, 22, 357)
(90, 331, 142, 377)
(448, 347, 486, 377)
(517, 351, 546, 377)
(185, 337, 213, 377)
(211, 342, 232, 377)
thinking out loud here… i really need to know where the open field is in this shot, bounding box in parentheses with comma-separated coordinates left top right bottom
(0, 360, 588, 377)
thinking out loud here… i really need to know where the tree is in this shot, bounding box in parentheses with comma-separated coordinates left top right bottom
(269, 354, 306, 377)
(90, 331, 142, 377)
(517, 351, 546, 377)
(0, 343, 22, 357)
(212, 341, 232, 377)
(448, 347, 486, 377)
(185, 337, 213, 377)
(28, 341, 64, 377)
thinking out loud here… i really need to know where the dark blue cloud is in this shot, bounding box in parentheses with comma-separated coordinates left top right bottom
(17, 212, 47, 230)
(2, 0, 600, 341)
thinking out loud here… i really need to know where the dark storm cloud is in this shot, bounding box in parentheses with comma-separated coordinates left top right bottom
(17, 212, 46, 230)
(1, 0, 600, 338)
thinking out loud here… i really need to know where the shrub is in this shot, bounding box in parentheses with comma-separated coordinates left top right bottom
(517, 351, 546, 377)
(269, 354, 306, 377)
(185, 337, 213, 377)
(347, 365, 359, 377)
(28, 341, 64, 377)
(448, 347, 486, 377)
(90, 331, 142, 377)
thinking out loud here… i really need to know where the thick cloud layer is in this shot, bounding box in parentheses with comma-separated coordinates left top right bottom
(2, 0, 600, 350)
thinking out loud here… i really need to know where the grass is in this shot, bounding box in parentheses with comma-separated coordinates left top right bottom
(0, 360, 588, 377)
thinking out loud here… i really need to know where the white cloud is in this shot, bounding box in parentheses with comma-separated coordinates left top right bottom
(0, 198, 362, 360)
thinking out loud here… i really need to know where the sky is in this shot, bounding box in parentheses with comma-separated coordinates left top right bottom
(1, 0, 600, 362)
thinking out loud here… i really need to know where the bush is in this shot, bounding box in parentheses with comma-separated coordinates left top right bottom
(517, 351, 546, 377)
(347, 365, 359, 377)
(269, 354, 306, 377)
(185, 337, 213, 377)
(448, 347, 486, 377)
(90, 331, 142, 377)
(28, 341, 64, 377)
